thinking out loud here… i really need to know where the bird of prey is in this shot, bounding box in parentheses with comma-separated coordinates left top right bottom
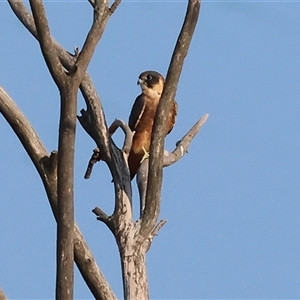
(128, 71, 178, 180)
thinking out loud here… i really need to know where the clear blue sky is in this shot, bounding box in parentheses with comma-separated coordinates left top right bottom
(1, 1, 300, 299)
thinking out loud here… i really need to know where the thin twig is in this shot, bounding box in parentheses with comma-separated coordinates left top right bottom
(92, 207, 115, 233)
(84, 148, 101, 179)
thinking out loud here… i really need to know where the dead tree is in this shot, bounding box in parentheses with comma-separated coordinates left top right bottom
(0, 1, 207, 299)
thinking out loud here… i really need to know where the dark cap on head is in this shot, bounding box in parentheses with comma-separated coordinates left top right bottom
(137, 71, 164, 88)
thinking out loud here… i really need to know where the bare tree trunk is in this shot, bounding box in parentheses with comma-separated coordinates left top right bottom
(121, 247, 149, 299)
(89, 1, 202, 299)
(1, 1, 206, 299)
(56, 87, 78, 299)
(0, 85, 117, 300)
(28, 0, 77, 297)
(3, 0, 120, 296)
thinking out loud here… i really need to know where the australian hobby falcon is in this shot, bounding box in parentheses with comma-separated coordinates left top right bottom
(128, 71, 178, 180)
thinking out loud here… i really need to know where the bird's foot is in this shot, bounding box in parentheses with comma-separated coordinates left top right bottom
(140, 146, 150, 164)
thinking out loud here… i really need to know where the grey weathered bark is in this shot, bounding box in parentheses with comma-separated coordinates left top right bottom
(124, 1, 202, 297)
(0, 87, 116, 300)
(28, 0, 118, 298)
(141, 0, 201, 238)
(137, 113, 209, 210)
(28, 1, 74, 297)
(7, 0, 119, 159)
(2, 0, 205, 299)
(6, 0, 120, 299)
(90, 1, 203, 299)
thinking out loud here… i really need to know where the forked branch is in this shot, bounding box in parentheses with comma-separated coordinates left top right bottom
(141, 0, 201, 236)
(8, 0, 112, 159)
(28, 1, 118, 298)
(0, 87, 116, 300)
(5, 1, 204, 300)
(137, 114, 208, 214)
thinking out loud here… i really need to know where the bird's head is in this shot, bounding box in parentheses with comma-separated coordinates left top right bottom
(137, 71, 164, 98)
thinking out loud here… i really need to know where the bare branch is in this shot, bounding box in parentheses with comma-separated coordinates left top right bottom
(109, 119, 133, 154)
(92, 207, 109, 222)
(24, 6, 78, 294)
(79, 112, 132, 199)
(74, 225, 116, 300)
(84, 148, 101, 179)
(140, 219, 167, 254)
(0, 87, 49, 168)
(74, 1, 109, 80)
(141, 0, 201, 236)
(8, 0, 111, 159)
(136, 114, 208, 216)
(92, 207, 115, 233)
(163, 114, 209, 167)
(0, 88, 116, 300)
(10, 1, 116, 296)
(26, 14, 77, 289)
(149, 220, 167, 240)
(109, 0, 122, 14)
(6, 2, 202, 299)
(71, 0, 122, 81)
(8, 1, 37, 38)
(136, 160, 149, 217)
(10, 0, 133, 240)
(88, 0, 96, 8)
(78, 87, 111, 162)
(28, 0, 66, 87)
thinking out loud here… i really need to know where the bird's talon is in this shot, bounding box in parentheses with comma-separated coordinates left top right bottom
(140, 146, 150, 164)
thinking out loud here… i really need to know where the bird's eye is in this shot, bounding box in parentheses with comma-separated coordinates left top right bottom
(146, 75, 152, 80)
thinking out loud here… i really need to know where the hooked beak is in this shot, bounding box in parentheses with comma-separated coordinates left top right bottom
(137, 78, 144, 85)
